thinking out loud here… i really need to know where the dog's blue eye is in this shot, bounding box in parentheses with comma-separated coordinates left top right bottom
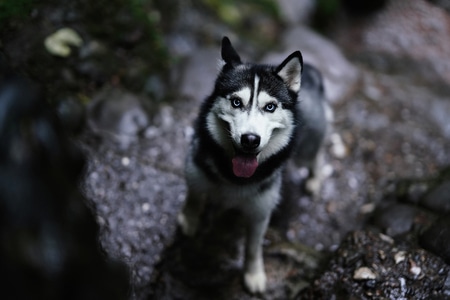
(264, 103, 277, 112)
(231, 97, 242, 108)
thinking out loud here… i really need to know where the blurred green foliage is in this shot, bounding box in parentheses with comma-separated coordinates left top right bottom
(128, 0, 170, 64)
(0, 0, 34, 23)
(316, 0, 340, 16)
(201, 0, 280, 24)
(312, 0, 341, 32)
(199, 0, 281, 48)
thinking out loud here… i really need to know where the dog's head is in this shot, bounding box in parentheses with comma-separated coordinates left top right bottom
(205, 37, 303, 178)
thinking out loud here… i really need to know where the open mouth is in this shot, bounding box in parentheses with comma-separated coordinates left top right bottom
(232, 149, 259, 178)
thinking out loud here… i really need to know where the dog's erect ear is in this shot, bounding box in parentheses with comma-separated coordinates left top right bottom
(276, 51, 303, 93)
(221, 36, 242, 67)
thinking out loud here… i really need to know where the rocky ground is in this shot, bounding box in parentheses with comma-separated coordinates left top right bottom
(2, 0, 450, 299)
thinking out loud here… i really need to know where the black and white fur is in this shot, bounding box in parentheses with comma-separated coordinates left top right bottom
(178, 37, 324, 293)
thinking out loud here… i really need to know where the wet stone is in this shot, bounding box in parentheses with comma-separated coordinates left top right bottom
(419, 213, 450, 264)
(394, 251, 407, 264)
(420, 181, 450, 213)
(87, 86, 149, 148)
(262, 25, 359, 103)
(353, 267, 377, 280)
(297, 230, 450, 299)
(371, 203, 422, 236)
(444, 272, 450, 296)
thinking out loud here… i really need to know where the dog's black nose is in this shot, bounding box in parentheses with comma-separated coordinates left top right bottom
(241, 134, 260, 150)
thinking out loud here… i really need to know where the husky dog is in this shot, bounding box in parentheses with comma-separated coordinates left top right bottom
(178, 37, 326, 293)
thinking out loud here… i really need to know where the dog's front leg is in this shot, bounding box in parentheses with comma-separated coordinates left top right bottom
(243, 215, 270, 293)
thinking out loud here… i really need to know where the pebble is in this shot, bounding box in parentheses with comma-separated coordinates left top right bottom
(96, 215, 106, 226)
(121, 157, 130, 166)
(360, 203, 376, 214)
(394, 251, 407, 264)
(353, 267, 377, 280)
(409, 260, 421, 277)
(399, 277, 407, 297)
(44, 28, 83, 57)
(378, 233, 394, 244)
(142, 203, 150, 212)
(372, 203, 419, 236)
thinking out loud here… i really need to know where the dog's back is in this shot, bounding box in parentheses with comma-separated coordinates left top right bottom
(294, 63, 328, 167)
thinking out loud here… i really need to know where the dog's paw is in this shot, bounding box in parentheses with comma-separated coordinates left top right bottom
(330, 133, 347, 158)
(177, 212, 198, 236)
(244, 270, 267, 294)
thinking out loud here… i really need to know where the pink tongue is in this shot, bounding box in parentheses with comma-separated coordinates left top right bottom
(232, 155, 258, 178)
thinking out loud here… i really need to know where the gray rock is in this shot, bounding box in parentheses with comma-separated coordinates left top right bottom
(428, 0, 450, 12)
(356, 0, 450, 84)
(263, 26, 360, 103)
(179, 47, 221, 103)
(87, 86, 149, 147)
(421, 181, 450, 213)
(419, 213, 450, 264)
(353, 266, 377, 280)
(81, 142, 186, 299)
(372, 203, 421, 236)
(277, 0, 316, 24)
